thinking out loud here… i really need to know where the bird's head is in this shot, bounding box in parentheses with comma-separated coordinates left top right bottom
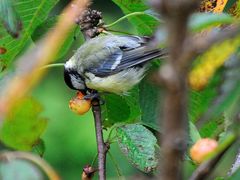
(64, 60, 87, 92)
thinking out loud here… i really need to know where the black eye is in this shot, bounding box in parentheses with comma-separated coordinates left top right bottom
(64, 67, 77, 90)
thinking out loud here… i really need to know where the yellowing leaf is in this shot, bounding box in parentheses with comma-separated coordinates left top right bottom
(199, 0, 218, 12)
(214, 0, 229, 13)
(0, 97, 47, 150)
(199, 0, 228, 13)
(228, 0, 240, 17)
(189, 36, 240, 90)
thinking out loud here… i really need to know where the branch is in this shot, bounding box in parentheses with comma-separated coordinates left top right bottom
(149, 1, 199, 180)
(76, 9, 108, 180)
(91, 99, 107, 180)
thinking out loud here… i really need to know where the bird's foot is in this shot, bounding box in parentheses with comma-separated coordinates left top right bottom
(84, 91, 105, 105)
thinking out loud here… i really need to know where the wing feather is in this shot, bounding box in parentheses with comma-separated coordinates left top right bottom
(87, 36, 167, 77)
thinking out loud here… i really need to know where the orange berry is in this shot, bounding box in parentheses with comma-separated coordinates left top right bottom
(69, 92, 91, 115)
(190, 138, 218, 164)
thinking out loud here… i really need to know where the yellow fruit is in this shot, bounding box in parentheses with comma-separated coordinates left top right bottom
(69, 92, 91, 115)
(190, 138, 218, 164)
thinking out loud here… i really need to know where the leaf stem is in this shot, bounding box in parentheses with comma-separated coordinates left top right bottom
(91, 153, 98, 167)
(39, 63, 65, 70)
(108, 151, 122, 179)
(104, 12, 146, 28)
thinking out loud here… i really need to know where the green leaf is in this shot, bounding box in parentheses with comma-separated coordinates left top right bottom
(188, 71, 221, 123)
(183, 160, 197, 180)
(139, 79, 161, 131)
(224, 0, 237, 12)
(32, 16, 80, 60)
(102, 88, 141, 127)
(189, 13, 234, 32)
(199, 115, 224, 138)
(0, 159, 43, 180)
(228, 168, 240, 180)
(0, 0, 59, 66)
(0, 0, 22, 38)
(32, 139, 45, 157)
(112, 0, 159, 35)
(189, 122, 201, 144)
(0, 97, 47, 151)
(116, 124, 158, 173)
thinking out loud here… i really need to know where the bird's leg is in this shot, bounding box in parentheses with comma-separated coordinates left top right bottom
(84, 90, 105, 105)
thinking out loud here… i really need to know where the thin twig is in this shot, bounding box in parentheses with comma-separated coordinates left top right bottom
(39, 63, 65, 70)
(108, 151, 123, 179)
(92, 99, 107, 180)
(0, 151, 60, 180)
(77, 9, 108, 180)
(104, 12, 147, 28)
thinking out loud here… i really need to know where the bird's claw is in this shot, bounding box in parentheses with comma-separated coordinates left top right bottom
(84, 92, 105, 105)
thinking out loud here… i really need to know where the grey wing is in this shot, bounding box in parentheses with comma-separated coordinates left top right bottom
(87, 37, 167, 77)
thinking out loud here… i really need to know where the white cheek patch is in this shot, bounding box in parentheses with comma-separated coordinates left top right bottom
(65, 56, 75, 69)
(70, 74, 85, 90)
(111, 55, 122, 70)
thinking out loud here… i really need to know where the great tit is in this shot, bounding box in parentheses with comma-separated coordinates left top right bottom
(64, 35, 166, 96)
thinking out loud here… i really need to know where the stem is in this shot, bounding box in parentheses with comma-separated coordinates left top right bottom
(92, 99, 106, 180)
(91, 153, 98, 167)
(104, 12, 147, 28)
(0, 151, 60, 180)
(39, 63, 65, 70)
(159, 16, 189, 180)
(108, 151, 122, 179)
(106, 29, 135, 35)
(150, 1, 198, 180)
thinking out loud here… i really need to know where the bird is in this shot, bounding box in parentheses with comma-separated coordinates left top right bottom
(64, 34, 167, 98)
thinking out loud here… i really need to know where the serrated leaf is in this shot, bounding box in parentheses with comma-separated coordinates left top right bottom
(0, 0, 59, 66)
(102, 88, 141, 127)
(0, 0, 22, 38)
(0, 159, 43, 180)
(139, 79, 161, 131)
(189, 13, 234, 32)
(0, 97, 47, 150)
(32, 16, 80, 60)
(112, 0, 159, 35)
(116, 124, 158, 173)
